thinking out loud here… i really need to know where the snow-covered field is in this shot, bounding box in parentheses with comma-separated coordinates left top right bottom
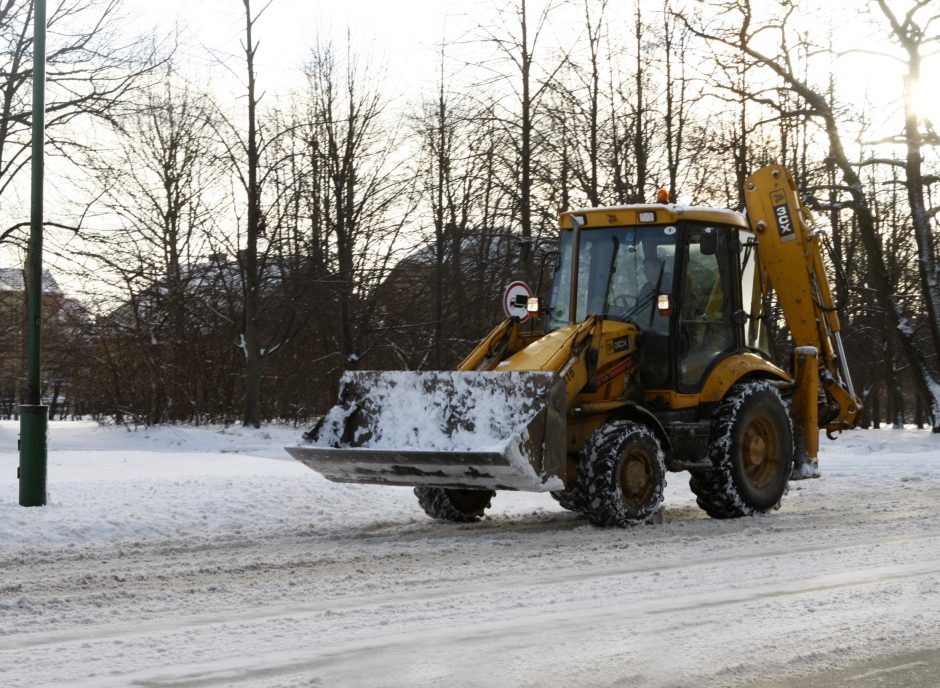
(1, 420, 938, 687)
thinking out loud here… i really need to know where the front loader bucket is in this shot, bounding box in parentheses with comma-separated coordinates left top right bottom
(286, 370, 567, 492)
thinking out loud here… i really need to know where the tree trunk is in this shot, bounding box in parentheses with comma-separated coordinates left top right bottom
(632, 2, 647, 203)
(433, 76, 446, 369)
(242, 0, 262, 428)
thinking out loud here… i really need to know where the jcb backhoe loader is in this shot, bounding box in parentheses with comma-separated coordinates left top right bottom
(287, 165, 862, 526)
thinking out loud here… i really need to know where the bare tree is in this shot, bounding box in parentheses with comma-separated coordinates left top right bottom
(409, 44, 533, 370)
(77, 75, 223, 423)
(474, 0, 569, 269)
(662, 1, 693, 202)
(581, 0, 606, 206)
(300, 36, 415, 371)
(0, 0, 163, 242)
(545, 0, 607, 209)
(418, 48, 456, 369)
(203, 0, 273, 427)
(238, 0, 264, 427)
(683, 0, 940, 427)
(873, 0, 940, 391)
(630, 1, 650, 203)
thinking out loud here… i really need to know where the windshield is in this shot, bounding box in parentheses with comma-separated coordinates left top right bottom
(547, 225, 677, 332)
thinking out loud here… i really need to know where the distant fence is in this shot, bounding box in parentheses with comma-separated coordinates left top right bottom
(0, 390, 87, 420)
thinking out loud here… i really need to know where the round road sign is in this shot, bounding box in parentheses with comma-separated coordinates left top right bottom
(503, 280, 534, 321)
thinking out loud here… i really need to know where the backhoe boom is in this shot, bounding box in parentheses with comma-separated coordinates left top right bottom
(743, 166, 862, 460)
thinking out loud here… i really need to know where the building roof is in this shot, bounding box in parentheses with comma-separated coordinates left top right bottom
(0, 268, 63, 294)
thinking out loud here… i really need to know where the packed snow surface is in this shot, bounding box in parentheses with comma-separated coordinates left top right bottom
(1, 421, 939, 687)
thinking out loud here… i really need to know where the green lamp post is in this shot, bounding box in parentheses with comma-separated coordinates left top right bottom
(19, 0, 48, 507)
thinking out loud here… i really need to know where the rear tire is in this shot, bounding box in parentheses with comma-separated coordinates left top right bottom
(690, 381, 793, 519)
(580, 420, 667, 527)
(414, 487, 495, 522)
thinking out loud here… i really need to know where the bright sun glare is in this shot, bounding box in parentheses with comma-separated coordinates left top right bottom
(909, 80, 939, 125)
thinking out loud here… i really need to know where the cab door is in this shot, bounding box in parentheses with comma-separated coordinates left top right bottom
(677, 225, 738, 390)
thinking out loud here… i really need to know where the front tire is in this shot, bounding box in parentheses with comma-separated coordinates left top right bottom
(580, 420, 667, 527)
(690, 381, 793, 519)
(414, 487, 495, 522)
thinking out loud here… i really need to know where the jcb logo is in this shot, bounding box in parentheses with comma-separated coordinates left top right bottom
(770, 190, 796, 242)
(606, 335, 633, 354)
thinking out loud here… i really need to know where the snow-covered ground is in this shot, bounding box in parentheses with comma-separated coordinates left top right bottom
(1, 420, 938, 687)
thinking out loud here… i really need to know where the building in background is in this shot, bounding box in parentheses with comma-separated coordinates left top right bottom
(0, 268, 90, 419)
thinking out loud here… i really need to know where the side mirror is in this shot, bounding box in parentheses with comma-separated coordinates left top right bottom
(700, 227, 717, 255)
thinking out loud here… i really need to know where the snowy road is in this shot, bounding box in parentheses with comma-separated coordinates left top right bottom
(1, 422, 939, 687)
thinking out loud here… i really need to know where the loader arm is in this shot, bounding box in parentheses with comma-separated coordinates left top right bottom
(459, 314, 605, 390)
(743, 166, 862, 460)
(457, 317, 526, 371)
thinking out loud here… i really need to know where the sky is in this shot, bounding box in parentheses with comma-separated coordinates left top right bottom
(116, 0, 940, 122)
(7, 0, 473, 286)
(4, 0, 939, 295)
(121, 0, 471, 99)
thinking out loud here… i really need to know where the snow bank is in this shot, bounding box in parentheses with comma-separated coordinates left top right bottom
(0, 420, 560, 552)
(0, 421, 410, 550)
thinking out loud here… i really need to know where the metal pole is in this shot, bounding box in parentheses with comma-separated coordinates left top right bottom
(19, 0, 48, 507)
(568, 215, 582, 325)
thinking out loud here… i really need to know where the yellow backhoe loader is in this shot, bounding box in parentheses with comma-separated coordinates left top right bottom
(287, 165, 861, 526)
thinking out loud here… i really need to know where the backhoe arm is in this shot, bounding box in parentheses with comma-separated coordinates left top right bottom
(743, 166, 862, 459)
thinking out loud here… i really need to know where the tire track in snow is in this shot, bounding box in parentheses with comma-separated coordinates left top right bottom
(1, 484, 933, 576)
(2, 504, 936, 600)
(54, 559, 940, 688)
(2, 529, 938, 653)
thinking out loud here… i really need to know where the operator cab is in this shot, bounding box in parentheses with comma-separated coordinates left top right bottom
(549, 207, 765, 393)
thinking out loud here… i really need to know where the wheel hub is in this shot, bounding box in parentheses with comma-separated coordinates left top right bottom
(742, 416, 779, 488)
(620, 449, 655, 507)
(748, 434, 767, 464)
